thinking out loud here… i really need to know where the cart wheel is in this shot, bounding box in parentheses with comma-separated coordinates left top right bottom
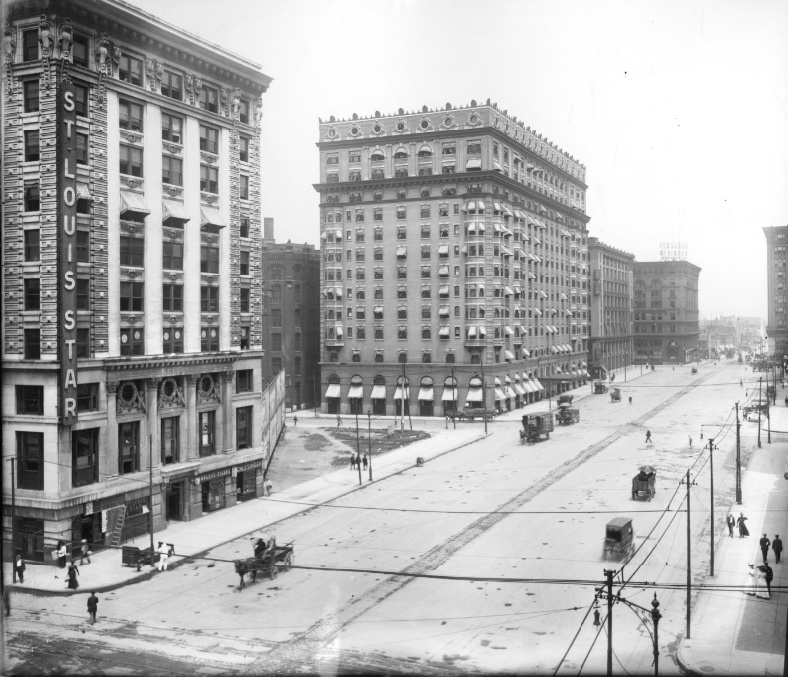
(283, 552, 294, 570)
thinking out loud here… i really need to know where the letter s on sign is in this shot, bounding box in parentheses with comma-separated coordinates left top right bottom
(64, 309, 76, 331)
(64, 90, 75, 111)
(64, 270, 75, 290)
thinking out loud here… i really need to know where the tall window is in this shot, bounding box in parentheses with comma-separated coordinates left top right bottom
(200, 165, 218, 193)
(201, 286, 219, 312)
(199, 410, 215, 456)
(119, 145, 143, 177)
(199, 124, 219, 153)
(118, 99, 143, 131)
(199, 85, 219, 113)
(161, 70, 182, 100)
(162, 241, 183, 270)
(240, 250, 250, 275)
(24, 328, 40, 359)
(240, 216, 250, 238)
(237, 369, 253, 392)
(22, 29, 38, 61)
(72, 428, 99, 487)
(161, 112, 183, 144)
(23, 79, 39, 112)
(162, 327, 183, 354)
(240, 287, 250, 312)
(119, 282, 144, 311)
(75, 132, 88, 165)
(24, 278, 40, 310)
(119, 236, 144, 267)
(76, 277, 90, 310)
(161, 417, 180, 465)
(118, 421, 140, 474)
(162, 284, 183, 311)
(162, 155, 183, 186)
(239, 98, 250, 124)
(76, 229, 90, 262)
(76, 383, 99, 412)
(71, 33, 89, 67)
(119, 54, 143, 86)
(236, 406, 252, 449)
(17, 432, 44, 490)
(240, 175, 249, 199)
(24, 182, 40, 211)
(239, 135, 250, 162)
(24, 130, 39, 162)
(24, 230, 40, 261)
(120, 328, 144, 355)
(200, 245, 219, 273)
(73, 83, 88, 117)
(16, 385, 43, 415)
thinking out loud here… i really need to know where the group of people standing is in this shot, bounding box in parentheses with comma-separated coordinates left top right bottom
(728, 513, 782, 600)
(349, 453, 368, 470)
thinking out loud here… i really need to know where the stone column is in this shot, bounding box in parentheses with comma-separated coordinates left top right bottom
(145, 379, 159, 470)
(221, 370, 235, 454)
(185, 374, 200, 461)
(106, 381, 120, 476)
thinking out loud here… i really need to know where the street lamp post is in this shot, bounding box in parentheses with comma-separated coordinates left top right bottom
(366, 410, 372, 481)
(354, 409, 362, 486)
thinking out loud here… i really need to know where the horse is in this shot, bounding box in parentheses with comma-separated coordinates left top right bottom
(234, 559, 258, 589)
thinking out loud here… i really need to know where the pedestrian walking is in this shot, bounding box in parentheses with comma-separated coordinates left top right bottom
(688, 436, 692, 449)
(87, 591, 98, 624)
(293, 415, 298, 427)
(57, 540, 68, 568)
(350, 455, 356, 470)
(764, 564, 774, 596)
(628, 396, 632, 405)
(336, 415, 343, 428)
(737, 513, 750, 537)
(745, 563, 756, 595)
(773, 535, 783, 563)
(14, 552, 25, 584)
(645, 430, 652, 444)
(79, 538, 91, 565)
(362, 454, 368, 470)
(727, 514, 735, 537)
(355, 453, 361, 469)
(66, 561, 79, 590)
(761, 534, 772, 563)
(265, 478, 273, 496)
(156, 541, 169, 571)
(784, 396, 787, 407)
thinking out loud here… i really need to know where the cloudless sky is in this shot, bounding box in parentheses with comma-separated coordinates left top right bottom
(125, 0, 788, 319)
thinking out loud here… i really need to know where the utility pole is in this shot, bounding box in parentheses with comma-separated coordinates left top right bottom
(480, 353, 488, 434)
(149, 435, 155, 561)
(8, 458, 16, 582)
(400, 359, 406, 433)
(366, 410, 373, 481)
(708, 437, 715, 577)
(682, 468, 696, 639)
(758, 377, 762, 448)
(651, 594, 662, 677)
(451, 366, 456, 429)
(605, 568, 614, 677)
(735, 402, 742, 503)
(355, 410, 362, 485)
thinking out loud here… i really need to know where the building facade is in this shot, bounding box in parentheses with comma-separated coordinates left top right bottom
(314, 102, 591, 416)
(763, 226, 788, 361)
(2, 0, 272, 562)
(260, 218, 321, 411)
(587, 238, 634, 380)
(633, 261, 701, 364)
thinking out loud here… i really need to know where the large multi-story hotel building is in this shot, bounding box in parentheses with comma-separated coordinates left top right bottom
(633, 261, 701, 364)
(763, 226, 788, 360)
(260, 218, 321, 411)
(2, 0, 272, 561)
(314, 102, 591, 416)
(587, 238, 634, 380)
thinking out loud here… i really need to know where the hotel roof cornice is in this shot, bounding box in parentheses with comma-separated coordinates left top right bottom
(8, 0, 273, 94)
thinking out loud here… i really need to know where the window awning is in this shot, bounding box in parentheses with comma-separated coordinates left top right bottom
(442, 159, 456, 165)
(325, 383, 341, 398)
(502, 206, 513, 216)
(442, 387, 458, 401)
(501, 247, 513, 258)
(504, 385, 516, 398)
(370, 384, 386, 399)
(466, 158, 482, 170)
(533, 308, 542, 316)
(478, 326, 487, 337)
(494, 387, 506, 401)
(162, 199, 190, 222)
(504, 325, 515, 336)
(521, 347, 530, 357)
(494, 376, 502, 386)
(466, 386, 483, 403)
(76, 183, 93, 201)
(561, 228, 572, 237)
(120, 190, 150, 217)
(393, 386, 410, 400)
(533, 378, 544, 391)
(493, 201, 503, 211)
(438, 244, 449, 256)
(528, 272, 537, 280)
(438, 265, 450, 276)
(439, 285, 450, 295)
(514, 382, 527, 396)
(335, 326, 344, 338)
(539, 290, 548, 298)
(200, 206, 228, 230)
(551, 346, 560, 353)
(503, 285, 514, 296)
(438, 326, 450, 338)
(439, 305, 450, 317)
(493, 160, 503, 171)
(504, 350, 515, 361)
(396, 246, 407, 257)
(513, 285, 522, 294)
(348, 384, 363, 399)
(334, 287, 343, 298)
(467, 326, 477, 339)
(418, 386, 434, 401)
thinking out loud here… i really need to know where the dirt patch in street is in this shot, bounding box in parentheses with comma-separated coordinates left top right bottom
(328, 428, 431, 467)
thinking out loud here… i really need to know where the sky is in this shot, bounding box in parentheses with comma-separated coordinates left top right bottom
(125, 0, 788, 319)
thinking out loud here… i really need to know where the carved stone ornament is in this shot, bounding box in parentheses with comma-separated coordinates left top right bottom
(4, 21, 16, 95)
(159, 377, 185, 409)
(106, 380, 119, 395)
(196, 373, 221, 404)
(95, 32, 111, 105)
(117, 380, 147, 415)
(200, 152, 217, 164)
(39, 15, 54, 89)
(166, 185, 183, 197)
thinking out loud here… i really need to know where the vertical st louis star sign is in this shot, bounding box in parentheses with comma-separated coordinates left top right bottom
(59, 79, 79, 425)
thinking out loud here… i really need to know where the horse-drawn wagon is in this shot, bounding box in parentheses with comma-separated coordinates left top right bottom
(519, 412, 554, 444)
(234, 536, 294, 588)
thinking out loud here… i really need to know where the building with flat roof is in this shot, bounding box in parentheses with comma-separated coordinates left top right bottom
(314, 101, 591, 416)
(2, 0, 273, 562)
(587, 238, 634, 380)
(763, 226, 788, 360)
(633, 261, 701, 364)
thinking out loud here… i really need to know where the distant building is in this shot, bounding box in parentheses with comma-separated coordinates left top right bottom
(1, 0, 273, 562)
(762, 226, 788, 360)
(587, 238, 634, 379)
(314, 101, 592, 416)
(633, 261, 701, 364)
(260, 218, 321, 410)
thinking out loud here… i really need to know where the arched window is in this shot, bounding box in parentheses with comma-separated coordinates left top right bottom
(370, 149, 385, 161)
(394, 147, 408, 160)
(417, 144, 433, 158)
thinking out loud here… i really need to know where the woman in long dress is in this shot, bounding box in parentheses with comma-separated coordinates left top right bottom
(738, 513, 750, 537)
(745, 563, 756, 595)
(756, 566, 770, 599)
(66, 561, 79, 590)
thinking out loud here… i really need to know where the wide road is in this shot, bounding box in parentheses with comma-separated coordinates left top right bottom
(7, 360, 756, 675)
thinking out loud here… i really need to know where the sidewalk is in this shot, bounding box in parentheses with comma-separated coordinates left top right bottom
(4, 422, 487, 596)
(677, 381, 788, 676)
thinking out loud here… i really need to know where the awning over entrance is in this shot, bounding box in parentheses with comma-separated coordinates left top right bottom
(393, 386, 410, 401)
(494, 387, 506, 401)
(466, 387, 483, 403)
(504, 350, 515, 360)
(347, 385, 363, 399)
(442, 387, 458, 401)
(370, 384, 386, 399)
(418, 386, 434, 401)
(514, 383, 527, 396)
(325, 383, 340, 398)
(532, 378, 545, 391)
(120, 190, 150, 217)
(504, 386, 516, 399)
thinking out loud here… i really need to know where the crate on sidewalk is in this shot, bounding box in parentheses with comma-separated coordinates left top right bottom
(121, 545, 155, 570)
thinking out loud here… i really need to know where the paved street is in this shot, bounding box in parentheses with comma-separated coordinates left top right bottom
(4, 359, 781, 675)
